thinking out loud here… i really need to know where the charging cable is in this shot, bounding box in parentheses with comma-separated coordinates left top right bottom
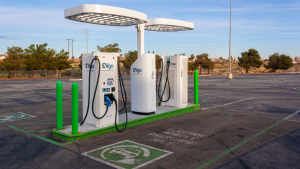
(157, 59, 171, 106)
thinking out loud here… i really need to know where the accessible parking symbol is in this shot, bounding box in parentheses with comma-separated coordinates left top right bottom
(82, 140, 172, 169)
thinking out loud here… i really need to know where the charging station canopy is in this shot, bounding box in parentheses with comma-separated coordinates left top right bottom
(64, 4, 147, 26)
(145, 18, 194, 32)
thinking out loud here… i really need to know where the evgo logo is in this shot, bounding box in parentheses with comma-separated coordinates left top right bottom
(102, 63, 114, 69)
(85, 63, 94, 69)
(133, 68, 142, 73)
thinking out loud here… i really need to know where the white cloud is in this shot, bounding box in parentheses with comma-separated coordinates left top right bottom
(169, 3, 300, 12)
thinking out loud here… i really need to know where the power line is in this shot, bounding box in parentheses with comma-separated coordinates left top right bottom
(66, 39, 74, 59)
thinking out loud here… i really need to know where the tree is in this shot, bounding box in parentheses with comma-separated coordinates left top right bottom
(196, 53, 209, 75)
(97, 43, 122, 53)
(122, 50, 137, 75)
(265, 53, 293, 72)
(79, 55, 82, 70)
(56, 49, 71, 77)
(202, 59, 215, 74)
(280, 54, 293, 70)
(188, 62, 198, 75)
(25, 43, 48, 78)
(189, 54, 195, 61)
(179, 53, 186, 56)
(2, 46, 25, 78)
(155, 54, 161, 73)
(0, 60, 3, 71)
(219, 57, 224, 60)
(238, 49, 263, 73)
(44, 48, 57, 78)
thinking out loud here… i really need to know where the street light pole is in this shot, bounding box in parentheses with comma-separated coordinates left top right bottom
(228, 0, 233, 79)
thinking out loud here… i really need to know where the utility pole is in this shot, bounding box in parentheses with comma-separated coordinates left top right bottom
(66, 39, 74, 59)
(86, 29, 89, 53)
(227, 0, 233, 79)
(72, 39, 74, 61)
(66, 39, 74, 77)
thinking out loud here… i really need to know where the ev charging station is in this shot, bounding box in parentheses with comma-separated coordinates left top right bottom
(143, 19, 193, 109)
(81, 52, 119, 128)
(54, 4, 196, 137)
(159, 55, 188, 108)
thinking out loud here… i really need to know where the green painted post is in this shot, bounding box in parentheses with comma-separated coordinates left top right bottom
(194, 70, 199, 104)
(56, 81, 63, 130)
(72, 82, 78, 135)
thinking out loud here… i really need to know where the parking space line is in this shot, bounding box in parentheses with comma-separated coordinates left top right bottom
(287, 120, 300, 123)
(196, 108, 300, 169)
(284, 109, 300, 120)
(201, 97, 255, 110)
(0, 98, 71, 105)
(9, 116, 73, 146)
(196, 119, 285, 169)
(204, 109, 280, 120)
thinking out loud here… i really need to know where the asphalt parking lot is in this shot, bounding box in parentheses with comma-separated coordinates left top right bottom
(1, 74, 300, 169)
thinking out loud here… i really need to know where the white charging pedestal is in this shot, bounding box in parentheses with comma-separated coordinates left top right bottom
(130, 53, 156, 114)
(160, 55, 188, 108)
(81, 52, 119, 128)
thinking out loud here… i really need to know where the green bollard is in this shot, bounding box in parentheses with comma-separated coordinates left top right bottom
(194, 70, 199, 104)
(72, 82, 78, 135)
(56, 81, 63, 130)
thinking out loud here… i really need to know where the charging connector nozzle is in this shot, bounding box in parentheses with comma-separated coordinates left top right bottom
(105, 96, 112, 106)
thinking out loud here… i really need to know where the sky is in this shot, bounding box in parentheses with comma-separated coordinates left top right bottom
(0, 0, 299, 60)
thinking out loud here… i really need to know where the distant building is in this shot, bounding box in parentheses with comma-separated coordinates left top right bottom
(0, 55, 7, 61)
(212, 58, 225, 63)
(68, 58, 81, 63)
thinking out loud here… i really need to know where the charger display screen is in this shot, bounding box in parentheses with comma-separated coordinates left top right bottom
(107, 78, 114, 86)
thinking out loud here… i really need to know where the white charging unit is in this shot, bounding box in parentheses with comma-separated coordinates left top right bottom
(130, 54, 156, 114)
(82, 52, 119, 128)
(160, 55, 188, 108)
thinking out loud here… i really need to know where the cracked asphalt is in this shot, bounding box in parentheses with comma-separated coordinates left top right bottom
(0, 74, 300, 169)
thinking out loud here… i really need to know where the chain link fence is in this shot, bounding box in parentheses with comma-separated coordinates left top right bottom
(0, 68, 82, 79)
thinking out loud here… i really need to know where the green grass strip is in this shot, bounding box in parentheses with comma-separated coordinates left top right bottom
(196, 119, 285, 169)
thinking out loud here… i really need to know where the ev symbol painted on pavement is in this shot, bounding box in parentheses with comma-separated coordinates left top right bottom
(83, 140, 172, 169)
(101, 145, 150, 164)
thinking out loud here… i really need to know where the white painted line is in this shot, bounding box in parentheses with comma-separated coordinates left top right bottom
(201, 97, 255, 110)
(0, 98, 71, 105)
(0, 112, 36, 123)
(0, 93, 73, 100)
(284, 109, 300, 120)
(287, 120, 300, 123)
